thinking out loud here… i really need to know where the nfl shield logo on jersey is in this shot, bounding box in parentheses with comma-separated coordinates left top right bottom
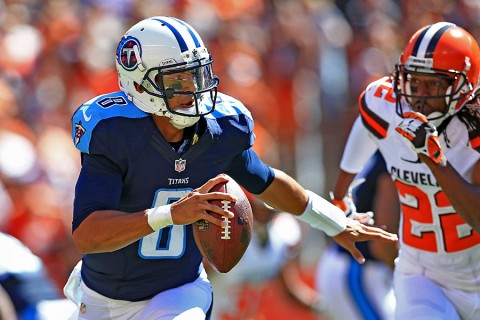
(175, 159, 186, 172)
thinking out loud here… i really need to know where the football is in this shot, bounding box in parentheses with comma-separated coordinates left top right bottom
(193, 175, 253, 273)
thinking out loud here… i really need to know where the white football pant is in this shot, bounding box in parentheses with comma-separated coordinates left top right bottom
(66, 264, 212, 320)
(316, 245, 395, 320)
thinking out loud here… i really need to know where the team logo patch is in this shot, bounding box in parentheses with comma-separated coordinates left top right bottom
(74, 121, 86, 146)
(175, 158, 186, 172)
(116, 36, 141, 71)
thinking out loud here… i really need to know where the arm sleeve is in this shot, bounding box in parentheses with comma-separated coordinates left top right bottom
(226, 148, 275, 194)
(72, 153, 123, 232)
(340, 116, 378, 174)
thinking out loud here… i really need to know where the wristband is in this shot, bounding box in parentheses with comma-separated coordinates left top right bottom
(146, 205, 173, 231)
(296, 190, 347, 237)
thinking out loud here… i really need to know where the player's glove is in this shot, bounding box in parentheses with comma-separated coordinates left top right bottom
(329, 178, 374, 225)
(395, 111, 447, 167)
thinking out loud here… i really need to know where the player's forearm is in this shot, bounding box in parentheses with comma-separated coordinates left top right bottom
(331, 169, 357, 200)
(420, 155, 480, 232)
(256, 169, 308, 215)
(259, 169, 349, 237)
(73, 210, 153, 253)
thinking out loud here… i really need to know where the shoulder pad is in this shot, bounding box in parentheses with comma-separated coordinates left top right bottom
(205, 93, 255, 148)
(207, 93, 253, 121)
(359, 77, 397, 139)
(72, 92, 148, 153)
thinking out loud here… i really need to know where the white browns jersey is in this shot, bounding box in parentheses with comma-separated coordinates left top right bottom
(351, 76, 480, 292)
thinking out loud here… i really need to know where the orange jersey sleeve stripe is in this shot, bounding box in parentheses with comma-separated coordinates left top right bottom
(359, 91, 389, 139)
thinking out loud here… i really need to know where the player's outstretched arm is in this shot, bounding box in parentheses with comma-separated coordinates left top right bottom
(256, 169, 398, 264)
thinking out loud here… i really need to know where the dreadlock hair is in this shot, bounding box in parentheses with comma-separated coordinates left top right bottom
(457, 90, 480, 152)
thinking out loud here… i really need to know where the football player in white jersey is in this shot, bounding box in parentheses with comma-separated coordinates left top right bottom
(331, 22, 480, 319)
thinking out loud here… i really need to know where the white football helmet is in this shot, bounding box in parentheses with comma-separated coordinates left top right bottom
(115, 16, 219, 129)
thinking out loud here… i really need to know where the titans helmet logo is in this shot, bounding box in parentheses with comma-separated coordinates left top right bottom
(116, 36, 142, 71)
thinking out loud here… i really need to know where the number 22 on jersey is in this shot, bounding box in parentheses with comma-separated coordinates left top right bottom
(396, 181, 480, 253)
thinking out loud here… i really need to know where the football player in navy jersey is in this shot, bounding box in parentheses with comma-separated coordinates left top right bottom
(67, 16, 397, 319)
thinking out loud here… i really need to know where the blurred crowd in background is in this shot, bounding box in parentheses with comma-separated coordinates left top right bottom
(0, 0, 479, 318)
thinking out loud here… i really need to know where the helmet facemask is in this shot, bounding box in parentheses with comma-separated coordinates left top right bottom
(394, 62, 471, 127)
(393, 22, 480, 128)
(141, 58, 218, 121)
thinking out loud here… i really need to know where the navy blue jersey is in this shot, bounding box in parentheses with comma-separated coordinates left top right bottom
(71, 91, 274, 301)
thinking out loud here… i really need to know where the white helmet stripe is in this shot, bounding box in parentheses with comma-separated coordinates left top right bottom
(151, 17, 201, 52)
(413, 22, 455, 58)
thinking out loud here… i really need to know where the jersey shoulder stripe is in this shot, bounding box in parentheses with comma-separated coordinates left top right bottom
(205, 93, 255, 149)
(208, 93, 253, 121)
(359, 91, 389, 139)
(71, 91, 148, 154)
(358, 77, 397, 139)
